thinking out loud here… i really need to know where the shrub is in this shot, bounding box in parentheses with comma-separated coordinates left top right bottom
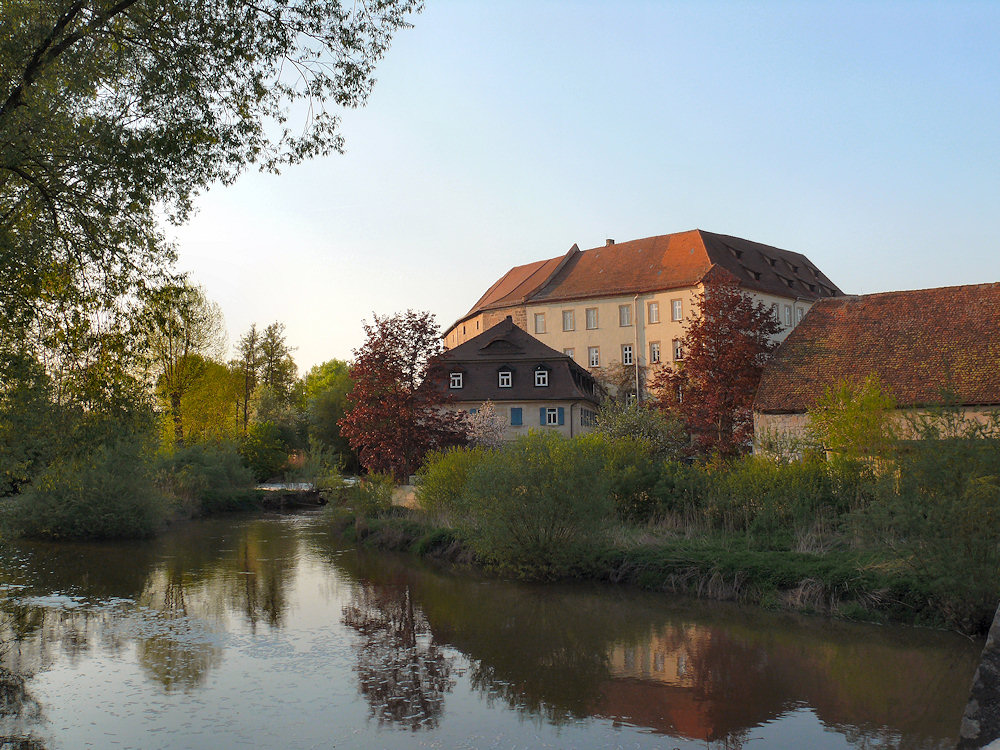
(3, 440, 168, 539)
(352, 473, 395, 517)
(580, 433, 661, 522)
(238, 421, 289, 481)
(415, 446, 492, 517)
(593, 399, 688, 460)
(156, 442, 256, 515)
(460, 431, 613, 578)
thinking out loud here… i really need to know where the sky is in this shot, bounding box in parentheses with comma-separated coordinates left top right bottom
(170, 1, 1000, 373)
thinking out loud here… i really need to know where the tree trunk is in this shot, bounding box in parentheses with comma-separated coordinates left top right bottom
(170, 390, 184, 446)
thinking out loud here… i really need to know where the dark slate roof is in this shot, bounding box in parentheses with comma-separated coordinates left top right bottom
(754, 282, 1000, 413)
(437, 317, 600, 403)
(457, 230, 841, 326)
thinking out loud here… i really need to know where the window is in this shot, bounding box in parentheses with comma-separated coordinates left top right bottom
(784, 304, 792, 327)
(671, 299, 683, 321)
(533, 313, 546, 334)
(588, 346, 600, 367)
(771, 303, 779, 323)
(498, 370, 512, 388)
(622, 344, 633, 366)
(562, 309, 575, 331)
(796, 307, 804, 323)
(563, 348, 574, 359)
(647, 301, 659, 324)
(539, 407, 564, 426)
(580, 408, 597, 427)
(672, 339, 683, 361)
(585, 307, 598, 329)
(619, 304, 632, 327)
(510, 407, 522, 426)
(534, 369, 549, 387)
(649, 341, 661, 364)
(449, 372, 463, 388)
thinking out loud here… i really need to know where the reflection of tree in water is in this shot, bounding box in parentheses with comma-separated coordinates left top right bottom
(342, 582, 454, 730)
(0, 659, 45, 749)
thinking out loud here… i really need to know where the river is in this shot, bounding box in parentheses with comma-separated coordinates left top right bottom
(0, 512, 981, 749)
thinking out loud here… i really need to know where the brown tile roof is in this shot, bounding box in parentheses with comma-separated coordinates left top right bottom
(457, 230, 841, 326)
(437, 317, 600, 403)
(754, 283, 1000, 413)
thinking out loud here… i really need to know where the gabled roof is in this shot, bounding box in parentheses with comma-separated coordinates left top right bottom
(754, 282, 1000, 413)
(456, 230, 841, 327)
(438, 317, 599, 403)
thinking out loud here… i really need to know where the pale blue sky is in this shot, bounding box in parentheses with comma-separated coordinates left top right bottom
(172, 1, 1000, 371)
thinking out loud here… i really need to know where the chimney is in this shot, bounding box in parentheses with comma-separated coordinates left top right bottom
(605, 239, 615, 246)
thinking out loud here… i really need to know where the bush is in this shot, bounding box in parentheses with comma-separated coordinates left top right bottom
(580, 434, 661, 522)
(2, 440, 168, 539)
(460, 431, 613, 578)
(415, 446, 492, 516)
(593, 399, 688, 460)
(352, 473, 394, 517)
(156, 442, 256, 515)
(238, 421, 289, 481)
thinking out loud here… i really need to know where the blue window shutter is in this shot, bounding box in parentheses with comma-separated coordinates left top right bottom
(557, 407, 565, 426)
(470, 408, 478, 414)
(511, 408, 522, 426)
(539, 407, 546, 425)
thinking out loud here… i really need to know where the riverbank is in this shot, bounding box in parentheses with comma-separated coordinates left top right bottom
(325, 504, 994, 636)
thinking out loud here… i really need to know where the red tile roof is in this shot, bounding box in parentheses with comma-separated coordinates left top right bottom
(457, 230, 841, 326)
(754, 283, 1000, 413)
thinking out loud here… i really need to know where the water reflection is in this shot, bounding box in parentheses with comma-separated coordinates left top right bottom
(0, 515, 982, 749)
(342, 579, 454, 729)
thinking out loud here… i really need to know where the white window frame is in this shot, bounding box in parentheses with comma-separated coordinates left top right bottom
(619, 304, 632, 327)
(545, 407, 559, 425)
(534, 313, 546, 334)
(563, 348, 574, 359)
(673, 339, 683, 361)
(622, 344, 633, 366)
(796, 307, 804, 323)
(562, 309, 575, 331)
(648, 301, 659, 324)
(650, 341, 660, 364)
(534, 369, 549, 387)
(671, 299, 683, 321)
(585, 307, 599, 329)
(498, 370, 512, 388)
(449, 372, 463, 389)
(784, 304, 792, 327)
(588, 346, 600, 367)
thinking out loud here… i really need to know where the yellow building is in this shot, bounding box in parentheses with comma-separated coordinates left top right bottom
(444, 230, 842, 388)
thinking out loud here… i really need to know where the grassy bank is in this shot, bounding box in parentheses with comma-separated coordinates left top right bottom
(326, 427, 1000, 637)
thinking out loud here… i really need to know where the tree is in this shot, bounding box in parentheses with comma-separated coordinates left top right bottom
(142, 282, 226, 446)
(258, 322, 297, 402)
(303, 359, 357, 470)
(234, 324, 263, 434)
(339, 310, 468, 481)
(592, 398, 688, 461)
(1, 0, 419, 403)
(467, 401, 505, 449)
(651, 281, 781, 457)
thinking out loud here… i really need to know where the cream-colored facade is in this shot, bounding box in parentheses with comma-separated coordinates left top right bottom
(446, 285, 816, 387)
(444, 400, 598, 441)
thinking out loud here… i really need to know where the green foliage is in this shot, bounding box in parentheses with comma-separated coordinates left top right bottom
(239, 422, 290, 481)
(580, 433, 662, 522)
(2, 440, 168, 540)
(352, 473, 395, 517)
(302, 359, 357, 470)
(593, 399, 688, 460)
(809, 375, 897, 462)
(460, 432, 614, 578)
(155, 443, 256, 515)
(415, 446, 492, 515)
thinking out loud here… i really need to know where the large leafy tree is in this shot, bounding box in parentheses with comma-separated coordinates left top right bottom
(340, 310, 468, 481)
(0, 0, 418, 392)
(141, 282, 225, 446)
(651, 281, 781, 457)
(303, 358, 357, 470)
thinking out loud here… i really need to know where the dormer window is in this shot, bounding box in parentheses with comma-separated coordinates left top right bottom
(449, 372, 463, 389)
(498, 370, 512, 388)
(534, 368, 549, 387)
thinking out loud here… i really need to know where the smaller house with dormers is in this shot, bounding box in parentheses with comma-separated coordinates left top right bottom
(436, 316, 604, 440)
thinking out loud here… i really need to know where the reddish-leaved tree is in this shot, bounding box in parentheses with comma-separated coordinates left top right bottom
(650, 281, 781, 457)
(340, 310, 468, 481)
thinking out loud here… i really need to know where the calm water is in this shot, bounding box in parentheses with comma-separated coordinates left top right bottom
(0, 512, 981, 749)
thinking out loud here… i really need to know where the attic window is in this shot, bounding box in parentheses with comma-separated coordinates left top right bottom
(785, 277, 795, 288)
(766, 256, 777, 267)
(808, 283, 817, 293)
(750, 270, 761, 281)
(450, 372, 463, 389)
(534, 369, 549, 387)
(498, 370, 512, 388)
(791, 264, 799, 273)
(729, 248, 743, 259)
